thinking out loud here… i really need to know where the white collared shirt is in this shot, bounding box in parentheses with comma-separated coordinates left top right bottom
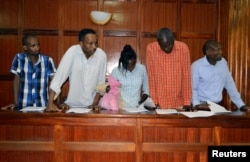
(50, 44, 107, 107)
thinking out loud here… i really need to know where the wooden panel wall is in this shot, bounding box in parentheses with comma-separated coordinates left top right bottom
(226, 0, 250, 110)
(1, 0, 248, 110)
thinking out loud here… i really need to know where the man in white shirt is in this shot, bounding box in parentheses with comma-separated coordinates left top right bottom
(46, 28, 107, 111)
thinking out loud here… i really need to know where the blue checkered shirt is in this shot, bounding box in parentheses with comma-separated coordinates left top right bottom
(10, 53, 56, 109)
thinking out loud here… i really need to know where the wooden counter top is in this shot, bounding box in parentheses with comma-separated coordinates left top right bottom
(1, 109, 250, 162)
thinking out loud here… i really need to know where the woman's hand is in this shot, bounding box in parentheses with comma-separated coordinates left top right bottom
(138, 94, 149, 105)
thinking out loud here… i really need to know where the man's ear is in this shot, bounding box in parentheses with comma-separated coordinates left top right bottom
(23, 45, 28, 51)
(205, 49, 210, 55)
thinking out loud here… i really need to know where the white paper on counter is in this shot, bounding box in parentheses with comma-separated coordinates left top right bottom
(180, 111, 214, 118)
(66, 107, 91, 114)
(207, 100, 231, 114)
(180, 101, 232, 118)
(20, 107, 46, 112)
(156, 109, 178, 115)
(124, 107, 148, 113)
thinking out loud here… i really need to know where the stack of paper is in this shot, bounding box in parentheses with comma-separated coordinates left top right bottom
(179, 111, 214, 118)
(180, 101, 231, 118)
(156, 109, 178, 115)
(124, 97, 156, 113)
(207, 101, 231, 114)
(20, 107, 46, 112)
(124, 107, 148, 113)
(66, 108, 91, 114)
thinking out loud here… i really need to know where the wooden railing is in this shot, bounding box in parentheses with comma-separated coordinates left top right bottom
(1, 109, 250, 162)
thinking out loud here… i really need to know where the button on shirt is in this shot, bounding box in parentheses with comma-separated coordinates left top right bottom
(191, 56, 245, 108)
(112, 64, 149, 108)
(50, 45, 107, 107)
(10, 53, 56, 109)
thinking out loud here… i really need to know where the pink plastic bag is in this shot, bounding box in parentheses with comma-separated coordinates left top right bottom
(99, 75, 121, 110)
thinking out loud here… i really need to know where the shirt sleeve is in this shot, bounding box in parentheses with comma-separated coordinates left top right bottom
(224, 66, 245, 108)
(49, 47, 74, 97)
(48, 57, 57, 77)
(146, 44, 158, 104)
(181, 43, 192, 105)
(191, 62, 201, 106)
(10, 54, 20, 75)
(142, 65, 149, 95)
(97, 50, 107, 85)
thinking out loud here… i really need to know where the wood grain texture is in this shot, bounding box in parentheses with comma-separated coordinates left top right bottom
(0, 110, 250, 162)
(0, 0, 249, 111)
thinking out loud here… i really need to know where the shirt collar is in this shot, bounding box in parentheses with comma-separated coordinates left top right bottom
(25, 53, 41, 65)
(201, 56, 212, 66)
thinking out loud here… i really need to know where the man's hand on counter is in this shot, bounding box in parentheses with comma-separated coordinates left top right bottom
(194, 104, 211, 111)
(45, 102, 64, 112)
(240, 105, 250, 112)
(1, 104, 17, 111)
(87, 104, 100, 111)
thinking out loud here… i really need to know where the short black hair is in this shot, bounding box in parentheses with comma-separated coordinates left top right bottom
(157, 27, 175, 42)
(78, 28, 96, 41)
(202, 40, 221, 55)
(22, 35, 36, 46)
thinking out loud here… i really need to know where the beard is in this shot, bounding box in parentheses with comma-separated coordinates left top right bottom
(215, 56, 222, 61)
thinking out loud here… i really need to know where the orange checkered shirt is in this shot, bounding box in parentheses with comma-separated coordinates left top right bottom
(146, 41, 192, 108)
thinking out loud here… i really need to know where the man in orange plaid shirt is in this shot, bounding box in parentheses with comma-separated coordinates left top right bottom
(146, 27, 192, 109)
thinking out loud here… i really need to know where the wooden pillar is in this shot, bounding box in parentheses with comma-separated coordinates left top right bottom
(213, 126, 221, 146)
(227, 0, 250, 110)
(54, 125, 64, 162)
